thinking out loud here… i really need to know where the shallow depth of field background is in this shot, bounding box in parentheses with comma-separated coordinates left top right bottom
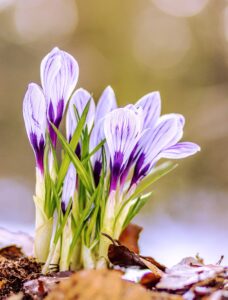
(0, 0, 227, 265)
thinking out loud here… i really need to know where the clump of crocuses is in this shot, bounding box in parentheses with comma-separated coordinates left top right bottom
(23, 47, 200, 272)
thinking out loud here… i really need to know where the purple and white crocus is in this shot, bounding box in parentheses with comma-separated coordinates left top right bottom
(23, 83, 46, 174)
(131, 96, 200, 186)
(103, 91, 200, 192)
(41, 47, 79, 147)
(98, 91, 200, 266)
(90, 86, 117, 186)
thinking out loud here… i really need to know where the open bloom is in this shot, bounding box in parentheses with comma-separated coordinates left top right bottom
(41, 47, 79, 146)
(23, 83, 46, 173)
(131, 114, 200, 185)
(102, 91, 200, 191)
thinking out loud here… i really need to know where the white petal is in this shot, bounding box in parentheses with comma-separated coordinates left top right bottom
(23, 83, 46, 143)
(66, 88, 95, 140)
(135, 91, 161, 129)
(161, 142, 201, 159)
(104, 108, 142, 165)
(158, 113, 185, 148)
(89, 118, 108, 165)
(62, 163, 76, 209)
(96, 86, 117, 121)
(40, 47, 79, 116)
(138, 116, 178, 166)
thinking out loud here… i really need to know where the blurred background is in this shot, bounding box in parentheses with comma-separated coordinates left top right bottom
(0, 0, 227, 265)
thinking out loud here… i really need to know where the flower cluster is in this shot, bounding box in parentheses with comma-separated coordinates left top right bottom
(23, 47, 200, 272)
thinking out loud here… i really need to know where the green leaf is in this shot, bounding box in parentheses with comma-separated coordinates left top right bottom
(47, 134, 59, 173)
(123, 192, 152, 229)
(51, 123, 94, 195)
(43, 141, 54, 218)
(67, 187, 99, 263)
(128, 161, 177, 202)
(115, 162, 177, 224)
(53, 197, 73, 244)
(56, 101, 91, 192)
(82, 139, 106, 164)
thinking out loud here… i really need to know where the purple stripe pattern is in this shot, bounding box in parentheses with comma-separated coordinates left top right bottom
(104, 108, 142, 191)
(23, 83, 47, 173)
(41, 47, 79, 146)
(100, 92, 200, 191)
(23, 47, 200, 198)
(90, 86, 117, 186)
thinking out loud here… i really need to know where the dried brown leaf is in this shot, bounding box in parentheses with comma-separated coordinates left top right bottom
(119, 224, 142, 254)
(106, 234, 165, 278)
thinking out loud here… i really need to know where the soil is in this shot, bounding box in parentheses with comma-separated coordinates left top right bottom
(0, 246, 41, 298)
(0, 226, 227, 300)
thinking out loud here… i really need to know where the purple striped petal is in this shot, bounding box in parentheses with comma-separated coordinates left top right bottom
(95, 86, 117, 122)
(161, 142, 201, 159)
(131, 152, 150, 185)
(132, 117, 178, 183)
(61, 163, 76, 213)
(90, 118, 106, 172)
(140, 117, 178, 166)
(66, 88, 95, 141)
(110, 151, 124, 191)
(135, 91, 161, 129)
(104, 108, 142, 191)
(40, 47, 79, 145)
(23, 83, 46, 173)
(47, 99, 64, 146)
(90, 86, 117, 183)
(104, 108, 142, 166)
(159, 113, 185, 148)
(120, 143, 139, 186)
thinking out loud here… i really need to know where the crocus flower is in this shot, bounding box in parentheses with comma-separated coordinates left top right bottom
(66, 88, 95, 142)
(61, 163, 76, 214)
(40, 47, 79, 146)
(90, 86, 117, 186)
(89, 119, 105, 186)
(131, 114, 200, 185)
(104, 108, 142, 191)
(23, 83, 46, 173)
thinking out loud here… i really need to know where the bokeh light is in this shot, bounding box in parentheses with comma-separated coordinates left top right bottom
(153, 0, 209, 17)
(133, 5, 192, 70)
(14, 0, 78, 43)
